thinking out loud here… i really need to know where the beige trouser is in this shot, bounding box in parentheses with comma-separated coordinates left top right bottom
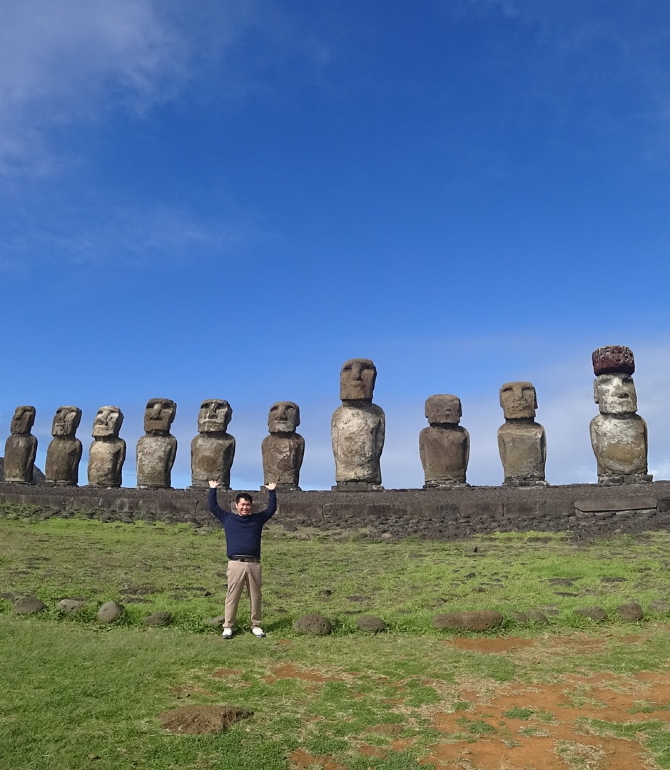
(224, 560, 263, 628)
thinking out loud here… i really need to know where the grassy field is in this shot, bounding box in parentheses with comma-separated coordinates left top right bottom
(3, 502, 670, 768)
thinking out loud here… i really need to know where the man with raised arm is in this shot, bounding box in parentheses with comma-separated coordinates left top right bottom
(208, 480, 277, 639)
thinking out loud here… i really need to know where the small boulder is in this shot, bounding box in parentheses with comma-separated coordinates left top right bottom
(574, 606, 607, 622)
(617, 602, 643, 622)
(97, 600, 124, 623)
(511, 611, 528, 624)
(525, 610, 549, 625)
(293, 614, 332, 636)
(13, 595, 47, 615)
(58, 599, 86, 614)
(649, 600, 670, 613)
(431, 610, 503, 632)
(144, 611, 172, 627)
(357, 614, 386, 633)
(205, 614, 226, 627)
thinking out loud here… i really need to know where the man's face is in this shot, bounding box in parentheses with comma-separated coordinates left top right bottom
(235, 498, 252, 516)
(340, 358, 377, 401)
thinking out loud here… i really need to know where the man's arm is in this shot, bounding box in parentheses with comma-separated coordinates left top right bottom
(259, 482, 277, 521)
(208, 479, 230, 524)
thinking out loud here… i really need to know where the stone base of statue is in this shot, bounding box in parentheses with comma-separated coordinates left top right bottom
(423, 480, 470, 489)
(88, 483, 122, 489)
(264, 482, 301, 492)
(45, 480, 79, 487)
(188, 483, 231, 491)
(598, 473, 653, 485)
(503, 477, 549, 488)
(332, 481, 384, 492)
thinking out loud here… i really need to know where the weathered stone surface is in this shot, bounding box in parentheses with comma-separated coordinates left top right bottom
(293, 613, 332, 635)
(617, 602, 643, 621)
(525, 609, 549, 625)
(498, 383, 547, 486)
(332, 359, 385, 490)
(144, 610, 172, 626)
(58, 598, 86, 614)
(592, 345, 635, 376)
(190, 400, 235, 489)
(3, 406, 38, 484)
(45, 406, 82, 486)
(262, 402, 304, 491)
(649, 600, 670, 613)
(357, 614, 386, 633)
(420, 395, 469, 488)
(431, 610, 503, 632)
(88, 406, 125, 488)
(158, 705, 252, 735)
(575, 496, 656, 513)
(137, 399, 177, 489)
(590, 351, 650, 484)
(512, 611, 528, 624)
(97, 600, 124, 623)
(13, 595, 47, 614)
(574, 606, 607, 621)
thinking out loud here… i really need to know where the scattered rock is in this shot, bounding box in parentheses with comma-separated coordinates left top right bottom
(538, 604, 560, 616)
(526, 609, 549, 625)
(554, 592, 579, 597)
(617, 602, 643, 622)
(511, 611, 528, 624)
(58, 598, 86, 614)
(293, 614, 332, 635)
(205, 614, 226, 627)
(574, 606, 607, 622)
(144, 611, 172, 627)
(158, 705, 252, 735)
(431, 610, 503, 632)
(357, 614, 386, 633)
(649, 600, 670, 613)
(548, 578, 574, 586)
(97, 600, 124, 623)
(13, 595, 47, 614)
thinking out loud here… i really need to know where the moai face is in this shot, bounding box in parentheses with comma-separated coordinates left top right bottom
(52, 406, 82, 437)
(500, 382, 537, 420)
(92, 406, 124, 438)
(11, 406, 36, 435)
(425, 395, 462, 425)
(197, 399, 232, 433)
(594, 373, 638, 415)
(268, 401, 300, 433)
(340, 358, 377, 402)
(144, 398, 176, 434)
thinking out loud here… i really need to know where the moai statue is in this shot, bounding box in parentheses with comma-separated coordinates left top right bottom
(3, 406, 38, 484)
(497, 382, 548, 487)
(45, 406, 83, 486)
(88, 406, 126, 488)
(331, 358, 385, 491)
(590, 345, 651, 485)
(136, 398, 177, 489)
(262, 401, 305, 491)
(190, 399, 235, 489)
(419, 395, 470, 488)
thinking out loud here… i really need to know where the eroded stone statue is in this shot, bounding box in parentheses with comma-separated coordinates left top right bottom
(88, 406, 126, 488)
(419, 395, 469, 487)
(190, 399, 235, 489)
(590, 345, 651, 484)
(262, 401, 304, 491)
(497, 382, 547, 486)
(45, 406, 82, 486)
(3, 406, 38, 484)
(331, 358, 385, 490)
(136, 398, 177, 489)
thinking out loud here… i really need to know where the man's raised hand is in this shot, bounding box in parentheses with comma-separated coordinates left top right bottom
(265, 482, 277, 490)
(208, 480, 218, 488)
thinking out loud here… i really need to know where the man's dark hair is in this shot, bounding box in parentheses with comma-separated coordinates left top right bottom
(235, 492, 253, 504)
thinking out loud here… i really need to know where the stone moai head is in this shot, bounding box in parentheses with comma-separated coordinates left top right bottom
(268, 401, 300, 433)
(92, 406, 124, 438)
(52, 406, 82, 437)
(593, 346, 638, 414)
(197, 399, 232, 433)
(340, 358, 377, 402)
(500, 382, 537, 420)
(11, 406, 36, 435)
(425, 395, 462, 425)
(144, 398, 176, 435)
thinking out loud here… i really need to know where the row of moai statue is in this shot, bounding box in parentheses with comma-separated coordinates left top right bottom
(1, 347, 651, 490)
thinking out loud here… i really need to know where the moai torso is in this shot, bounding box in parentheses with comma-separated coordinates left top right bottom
(191, 400, 235, 489)
(331, 359, 385, 489)
(88, 406, 126, 488)
(45, 406, 82, 486)
(262, 401, 304, 490)
(4, 406, 38, 484)
(497, 382, 547, 486)
(419, 394, 469, 487)
(136, 399, 177, 489)
(589, 346, 651, 484)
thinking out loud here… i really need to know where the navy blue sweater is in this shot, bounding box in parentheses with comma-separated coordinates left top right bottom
(208, 489, 277, 559)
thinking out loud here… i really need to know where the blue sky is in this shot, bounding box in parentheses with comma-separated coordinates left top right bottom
(3, 0, 670, 490)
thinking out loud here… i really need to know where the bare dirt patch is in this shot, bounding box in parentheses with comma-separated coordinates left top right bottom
(446, 636, 535, 653)
(263, 663, 347, 684)
(288, 748, 347, 769)
(158, 705, 252, 734)
(212, 667, 243, 678)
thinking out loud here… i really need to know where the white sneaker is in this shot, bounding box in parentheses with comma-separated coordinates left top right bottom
(222, 628, 233, 639)
(251, 627, 266, 638)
